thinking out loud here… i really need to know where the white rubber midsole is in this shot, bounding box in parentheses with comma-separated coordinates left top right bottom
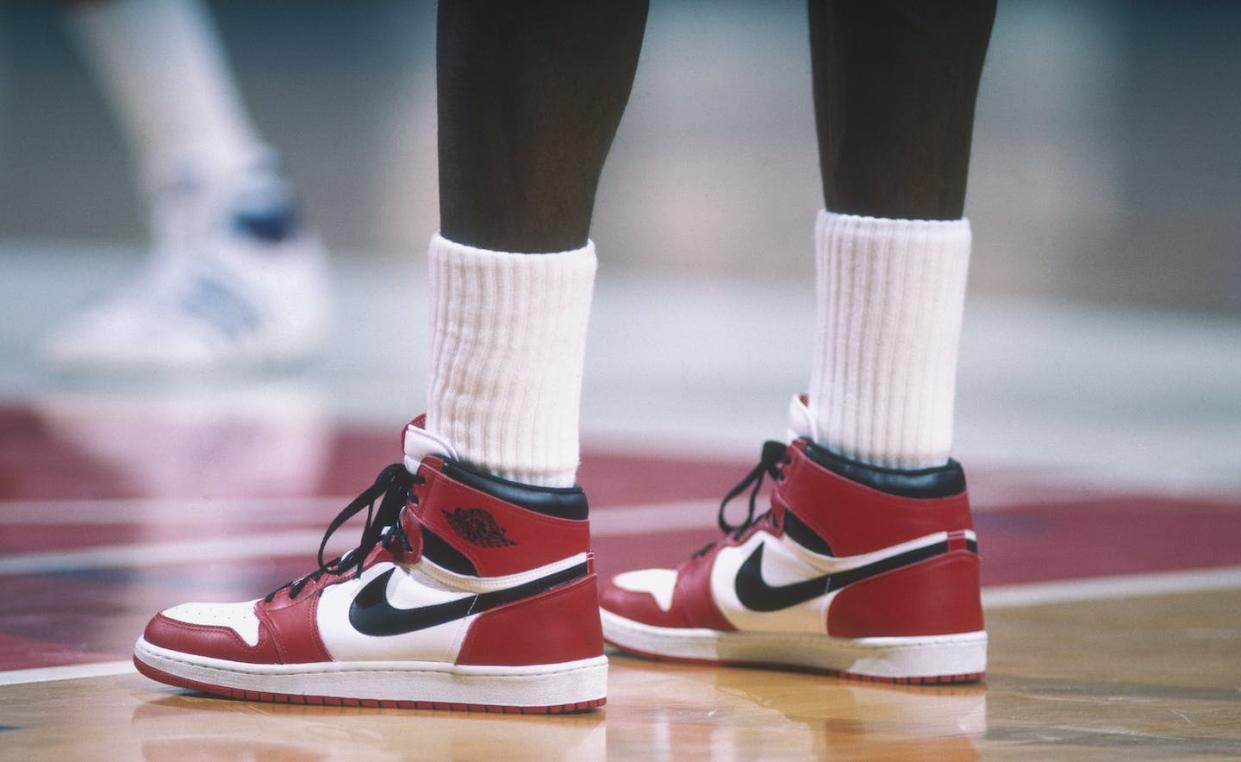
(601, 609, 986, 679)
(134, 638, 607, 706)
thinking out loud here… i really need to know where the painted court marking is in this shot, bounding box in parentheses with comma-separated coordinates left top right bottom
(0, 532, 332, 576)
(0, 660, 135, 686)
(0, 497, 343, 525)
(982, 565, 1241, 608)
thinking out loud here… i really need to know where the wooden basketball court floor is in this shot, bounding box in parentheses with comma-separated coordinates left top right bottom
(2, 251, 1241, 759)
(1, 405, 1239, 760)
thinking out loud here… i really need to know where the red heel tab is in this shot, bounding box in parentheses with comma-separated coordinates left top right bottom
(457, 576, 604, 666)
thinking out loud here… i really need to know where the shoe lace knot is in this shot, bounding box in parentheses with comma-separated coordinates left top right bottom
(693, 440, 790, 558)
(265, 463, 425, 602)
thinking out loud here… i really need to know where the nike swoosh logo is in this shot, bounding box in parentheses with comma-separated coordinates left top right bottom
(349, 562, 588, 637)
(734, 540, 966, 612)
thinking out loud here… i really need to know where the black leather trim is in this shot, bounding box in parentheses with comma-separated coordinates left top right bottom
(783, 510, 833, 555)
(801, 440, 965, 499)
(421, 525, 478, 576)
(440, 460, 589, 520)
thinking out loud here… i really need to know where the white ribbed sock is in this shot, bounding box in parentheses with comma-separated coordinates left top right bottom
(426, 234, 598, 488)
(68, 0, 269, 185)
(809, 210, 972, 469)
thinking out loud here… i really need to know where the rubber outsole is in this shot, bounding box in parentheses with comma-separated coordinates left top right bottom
(133, 657, 607, 714)
(604, 639, 984, 685)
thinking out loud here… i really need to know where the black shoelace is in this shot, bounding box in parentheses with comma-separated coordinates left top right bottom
(693, 440, 791, 558)
(264, 463, 423, 602)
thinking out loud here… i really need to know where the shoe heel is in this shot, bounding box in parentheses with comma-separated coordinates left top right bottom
(827, 549, 984, 639)
(457, 574, 605, 667)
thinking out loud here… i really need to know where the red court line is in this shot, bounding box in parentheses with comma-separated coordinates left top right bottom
(0, 633, 117, 672)
(0, 523, 303, 553)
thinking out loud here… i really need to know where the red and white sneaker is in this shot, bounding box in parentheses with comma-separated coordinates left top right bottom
(133, 419, 607, 712)
(600, 396, 986, 684)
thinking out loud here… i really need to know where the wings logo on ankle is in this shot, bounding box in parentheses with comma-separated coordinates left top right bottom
(443, 507, 517, 548)
(349, 563, 587, 637)
(734, 541, 959, 612)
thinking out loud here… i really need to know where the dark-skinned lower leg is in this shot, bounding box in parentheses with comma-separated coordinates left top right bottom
(809, 0, 996, 220)
(437, 0, 649, 252)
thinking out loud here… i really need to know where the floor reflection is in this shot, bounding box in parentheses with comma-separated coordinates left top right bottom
(123, 660, 983, 761)
(605, 658, 984, 759)
(131, 693, 607, 762)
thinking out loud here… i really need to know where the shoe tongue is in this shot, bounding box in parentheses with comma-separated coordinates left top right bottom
(786, 394, 819, 443)
(403, 416, 459, 474)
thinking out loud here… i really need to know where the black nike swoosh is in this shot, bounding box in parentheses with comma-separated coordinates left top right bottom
(734, 539, 970, 612)
(349, 562, 588, 637)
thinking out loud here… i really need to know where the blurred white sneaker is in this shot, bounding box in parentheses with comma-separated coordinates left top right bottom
(42, 161, 330, 372)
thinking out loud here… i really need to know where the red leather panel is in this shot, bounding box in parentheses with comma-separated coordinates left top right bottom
(776, 442, 973, 556)
(456, 576, 604, 666)
(599, 585, 684, 627)
(147, 591, 332, 665)
(257, 590, 331, 664)
(827, 552, 984, 637)
(414, 458, 590, 576)
(599, 551, 736, 632)
(144, 612, 280, 664)
(671, 550, 737, 631)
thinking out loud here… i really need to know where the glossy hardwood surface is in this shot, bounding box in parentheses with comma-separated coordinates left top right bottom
(2, 590, 1239, 761)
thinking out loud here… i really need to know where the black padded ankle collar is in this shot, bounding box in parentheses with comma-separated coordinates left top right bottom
(800, 440, 966, 499)
(440, 459, 589, 521)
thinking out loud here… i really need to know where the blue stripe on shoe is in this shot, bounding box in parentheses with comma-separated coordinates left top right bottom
(232, 205, 301, 244)
(179, 276, 261, 339)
